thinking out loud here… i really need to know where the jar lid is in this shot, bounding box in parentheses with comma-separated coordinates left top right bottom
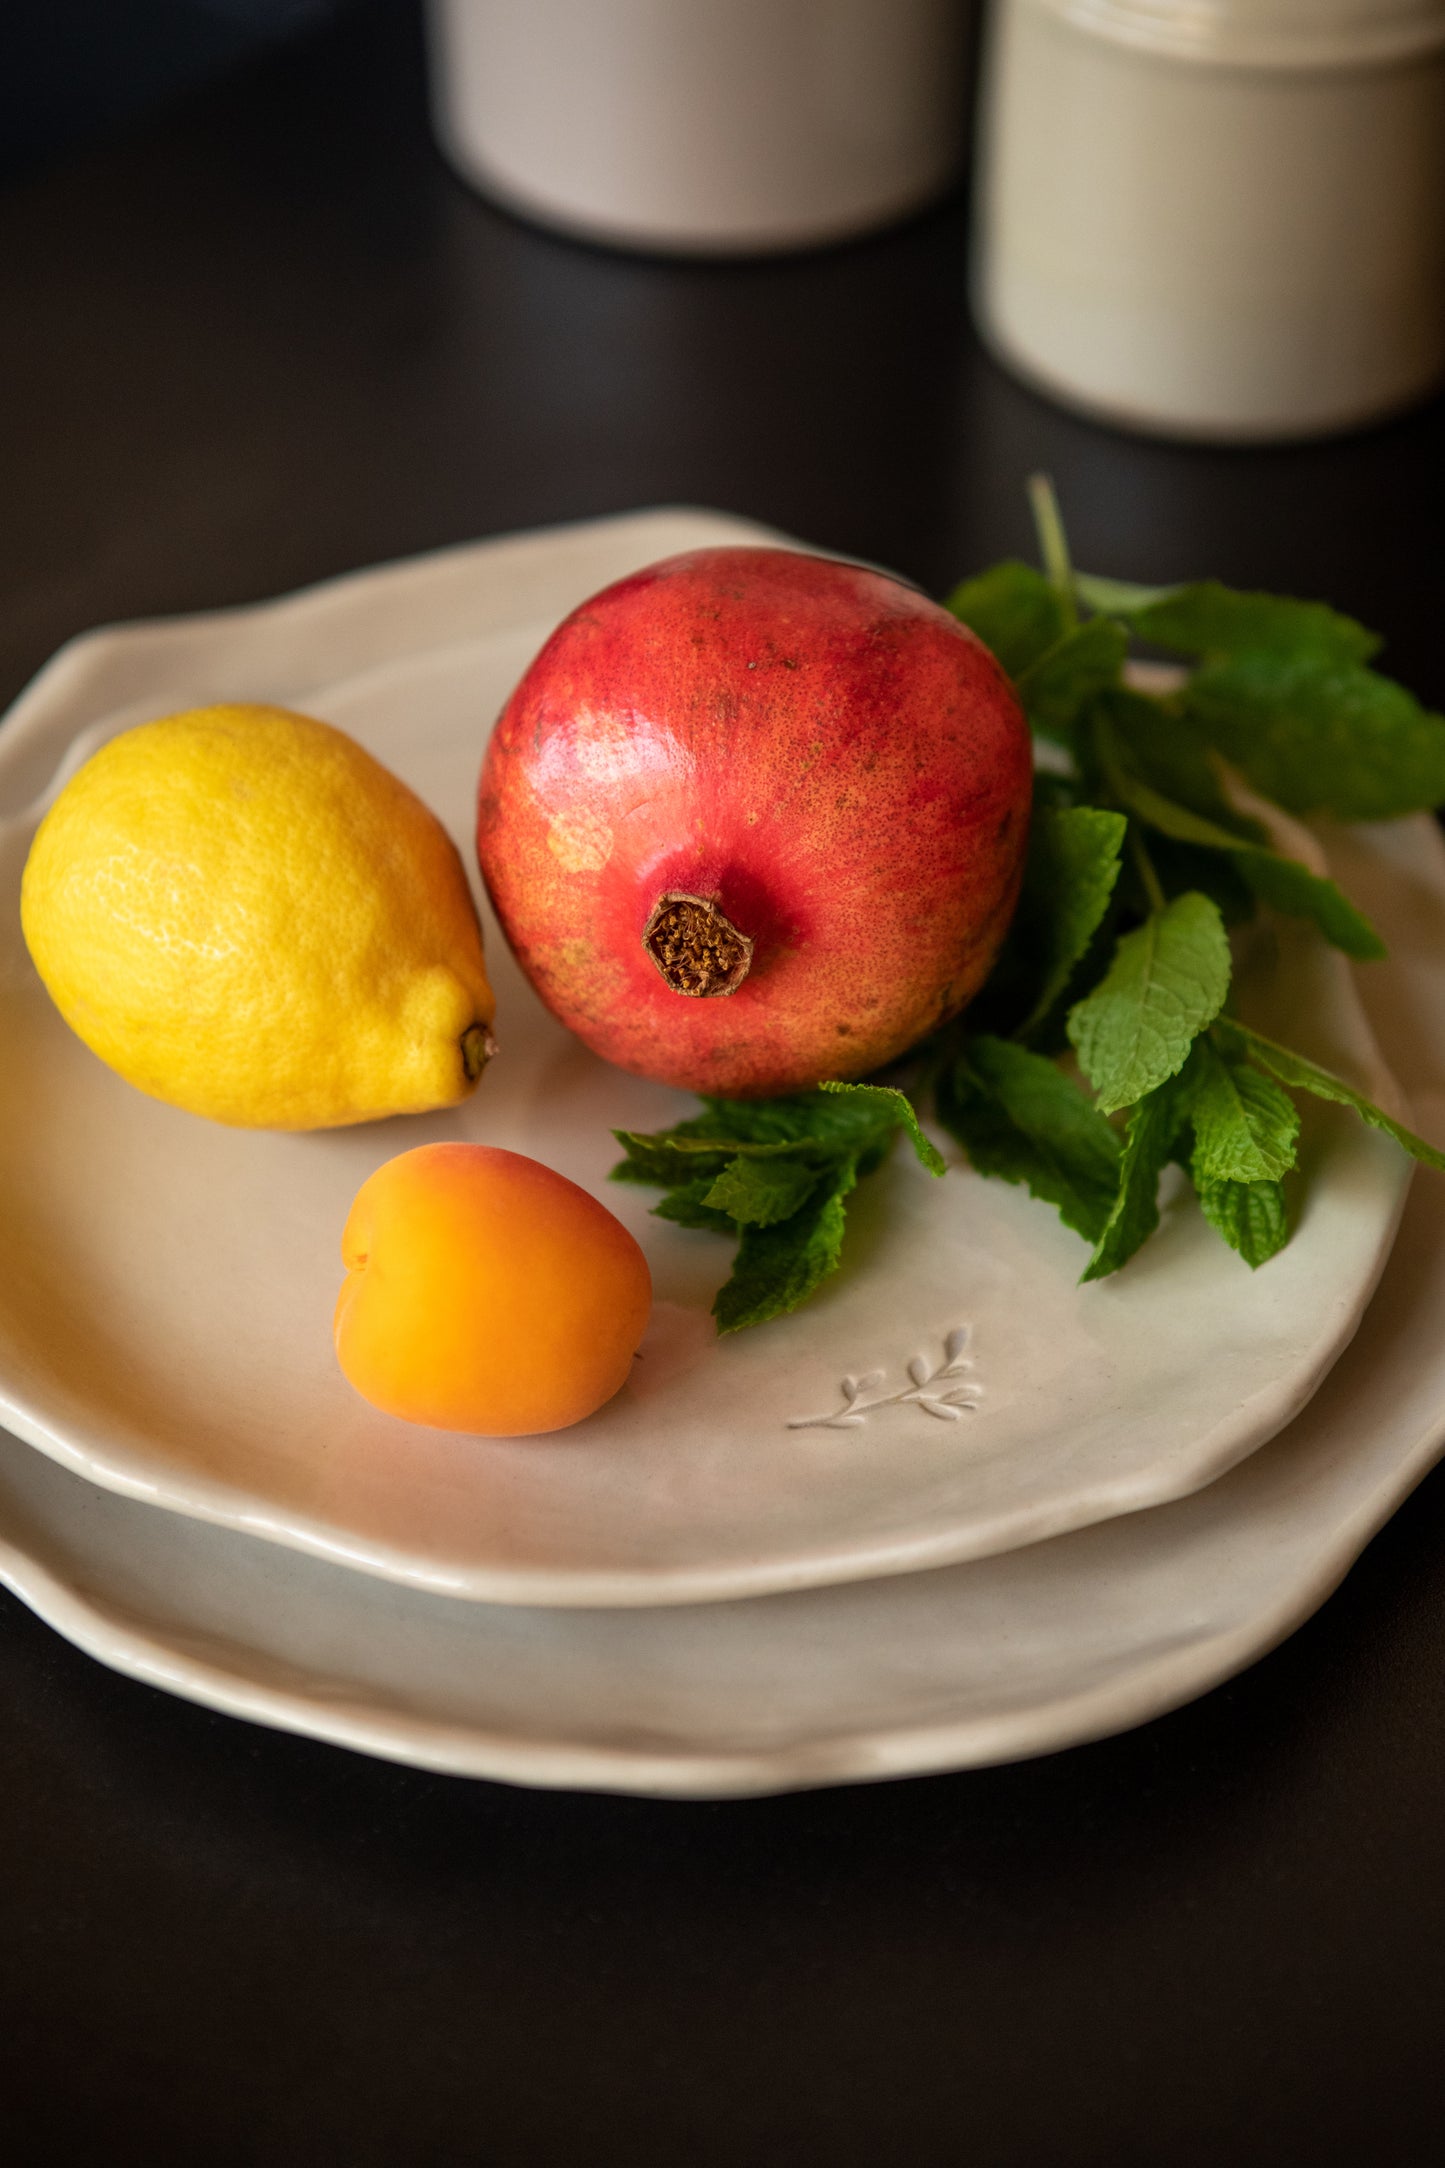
(1036, 0, 1445, 68)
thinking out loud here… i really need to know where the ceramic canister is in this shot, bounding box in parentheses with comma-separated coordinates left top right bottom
(425, 0, 972, 255)
(971, 0, 1445, 439)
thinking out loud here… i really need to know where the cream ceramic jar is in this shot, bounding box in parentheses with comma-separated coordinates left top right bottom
(972, 0, 1445, 439)
(426, 0, 971, 256)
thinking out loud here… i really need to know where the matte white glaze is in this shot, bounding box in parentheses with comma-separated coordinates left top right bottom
(424, 0, 971, 254)
(0, 817, 1438, 1794)
(973, 0, 1445, 439)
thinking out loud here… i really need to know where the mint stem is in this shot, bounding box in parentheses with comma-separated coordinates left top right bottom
(1028, 473, 1077, 631)
(1129, 825, 1167, 914)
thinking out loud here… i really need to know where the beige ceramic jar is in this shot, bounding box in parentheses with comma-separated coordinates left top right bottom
(972, 0, 1445, 439)
(426, 0, 972, 256)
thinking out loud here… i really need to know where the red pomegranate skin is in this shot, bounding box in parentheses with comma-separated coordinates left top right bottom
(476, 547, 1033, 1098)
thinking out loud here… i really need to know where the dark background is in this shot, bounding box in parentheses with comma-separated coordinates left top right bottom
(3, 2, 1445, 2160)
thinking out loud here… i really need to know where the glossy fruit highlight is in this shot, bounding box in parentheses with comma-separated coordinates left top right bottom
(476, 546, 1032, 1097)
(334, 1144, 652, 1435)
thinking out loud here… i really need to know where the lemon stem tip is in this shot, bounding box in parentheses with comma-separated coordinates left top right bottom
(461, 1023, 497, 1082)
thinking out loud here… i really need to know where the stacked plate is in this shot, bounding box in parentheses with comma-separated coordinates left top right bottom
(2, 508, 1444, 1797)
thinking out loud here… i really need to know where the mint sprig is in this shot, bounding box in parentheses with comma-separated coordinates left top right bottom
(612, 1082, 943, 1334)
(612, 481, 1445, 1331)
(936, 1037, 1119, 1243)
(937, 475, 1444, 1283)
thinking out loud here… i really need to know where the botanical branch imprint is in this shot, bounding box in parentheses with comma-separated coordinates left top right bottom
(787, 1327, 981, 1432)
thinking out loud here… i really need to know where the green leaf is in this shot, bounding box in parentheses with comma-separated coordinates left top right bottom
(1081, 1060, 1199, 1282)
(1189, 1042, 1300, 1184)
(1195, 1177, 1291, 1269)
(1013, 805, 1127, 1035)
(818, 1080, 946, 1175)
(937, 1038, 1121, 1242)
(1214, 1018, 1445, 1174)
(1095, 738, 1386, 960)
(610, 1133, 742, 1186)
(691, 1089, 893, 1155)
(713, 1159, 859, 1334)
(945, 561, 1068, 679)
(650, 1178, 737, 1233)
(1068, 893, 1232, 1114)
(611, 1085, 908, 1191)
(1073, 573, 1177, 619)
(1232, 851, 1386, 961)
(1102, 769, 1244, 854)
(613, 1081, 939, 1333)
(1076, 577, 1380, 668)
(610, 1128, 800, 1186)
(704, 1156, 819, 1227)
(1145, 838, 1258, 926)
(1185, 652, 1445, 820)
(1097, 687, 1263, 840)
(1016, 618, 1129, 745)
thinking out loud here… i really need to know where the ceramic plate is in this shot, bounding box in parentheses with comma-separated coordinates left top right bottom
(0, 819, 1440, 1795)
(0, 511, 1412, 1605)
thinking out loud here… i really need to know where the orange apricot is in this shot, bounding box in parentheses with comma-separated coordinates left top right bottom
(334, 1143, 652, 1435)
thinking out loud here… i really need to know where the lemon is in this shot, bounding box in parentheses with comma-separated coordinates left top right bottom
(20, 704, 496, 1129)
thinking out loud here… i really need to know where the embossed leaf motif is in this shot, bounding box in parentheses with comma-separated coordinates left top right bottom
(788, 1333, 982, 1433)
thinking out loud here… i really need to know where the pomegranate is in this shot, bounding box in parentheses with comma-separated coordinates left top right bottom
(476, 547, 1032, 1098)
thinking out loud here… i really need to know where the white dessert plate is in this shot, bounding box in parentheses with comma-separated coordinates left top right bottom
(0, 817, 1440, 1794)
(0, 510, 1411, 1606)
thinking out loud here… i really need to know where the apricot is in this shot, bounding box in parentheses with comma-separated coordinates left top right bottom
(334, 1143, 652, 1435)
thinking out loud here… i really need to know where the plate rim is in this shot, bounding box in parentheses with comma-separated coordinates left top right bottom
(0, 510, 1416, 1609)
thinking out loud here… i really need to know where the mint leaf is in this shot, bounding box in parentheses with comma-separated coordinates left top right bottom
(1081, 1060, 1198, 1282)
(611, 1133, 748, 1186)
(1096, 746, 1386, 960)
(1189, 1042, 1299, 1184)
(1068, 893, 1231, 1114)
(1016, 618, 1129, 746)
(937, 1037, 1121, 1243)
(1013, 806, 1127, 1035)
(1233, 851, 1386, 961)
(704, 1156, 819, 1227)
(1195, 1176, 1291, 1268)
(1145, 838, 1257, 927)
(651, 1178, 736, 1233)
(611, 1129, 801, 1186)
(945, 561, 1068, 679)
(1097, 687, 1263, 839)
(818, 1080, 946, 1175)
(1214, 1019, 1445, 1173)
(1185, 652, 1445, 819)
(613, 1081, 939, 1332)
(1077, 577, 1379, 668)
(691, 1089, 895, 1156)
(1071, 574, 1170, 619)
(613, 1086, 907, 1186)
(1100, 768, 1244, 854)
(714, 1159, 859, 1334)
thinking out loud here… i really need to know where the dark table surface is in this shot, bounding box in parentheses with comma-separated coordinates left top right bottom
(4, 4, 1445, 2161)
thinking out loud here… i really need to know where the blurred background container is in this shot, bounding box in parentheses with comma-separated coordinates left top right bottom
(7, 0, 1444, 445)
(424, 0, 973, 254)
(970, 0, 1445, 440)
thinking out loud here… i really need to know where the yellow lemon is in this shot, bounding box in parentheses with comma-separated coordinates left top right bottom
(20, 704, 496, 1129)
